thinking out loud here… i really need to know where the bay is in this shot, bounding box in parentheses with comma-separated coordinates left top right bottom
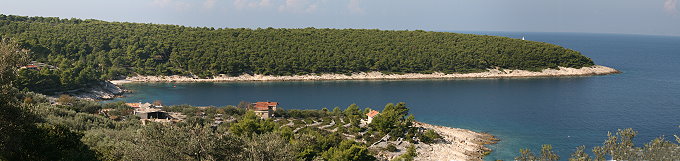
(111, 32, 680, 160)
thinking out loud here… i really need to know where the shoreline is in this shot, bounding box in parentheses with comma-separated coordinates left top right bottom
(110, 65, 619, 85)
(56, 81, 124, 100)
(413, 121, 498, 161)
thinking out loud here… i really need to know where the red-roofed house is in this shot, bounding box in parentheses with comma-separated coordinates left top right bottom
(251, 102, 279, 119)
(125, 103, 141, 108)
(366, 110, 380, 123)
(20, 65, 39, 71)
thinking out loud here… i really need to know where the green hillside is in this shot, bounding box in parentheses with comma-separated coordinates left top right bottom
(0, 14, 594, 93)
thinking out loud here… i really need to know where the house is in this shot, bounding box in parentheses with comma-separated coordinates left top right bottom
(127, 102, 170, 119)
(125, 103, 141, 108)
(20, 65, 39, 71)
(121, 102, 183, 124)
(366, 110, 380, 123)
(125, 102, 159, 109)
(135, 108, 169, 119)
(251, 102, 279, 119)
(254, 102, 279, 111)
(20, 61, 56, 71)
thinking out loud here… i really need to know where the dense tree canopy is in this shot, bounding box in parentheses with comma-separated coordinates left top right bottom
(1, 39, 98, 161)
(0, 14, 595, 93)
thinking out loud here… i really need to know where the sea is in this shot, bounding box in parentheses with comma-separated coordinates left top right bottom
(109, 32, 680, 160)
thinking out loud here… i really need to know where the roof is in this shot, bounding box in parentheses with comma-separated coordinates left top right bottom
(253, 102, 278, 111)
(126, 102, 157, 109)
(366, 110, 379, 118)
(255, 102, 278, 106)
(140, 103, 154, 109)
(25, 65, 38, 68)
(125, 103, 141, 108)
(135, 108, 163, 113)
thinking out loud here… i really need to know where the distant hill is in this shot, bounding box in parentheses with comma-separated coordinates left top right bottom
(0, 14, 594, 92)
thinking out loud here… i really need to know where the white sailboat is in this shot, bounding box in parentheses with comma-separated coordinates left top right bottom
(521, 36, 525, 40)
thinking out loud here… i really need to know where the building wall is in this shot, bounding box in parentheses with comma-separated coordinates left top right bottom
(136, 112, 169, 119)
(254, 111, 270, 119)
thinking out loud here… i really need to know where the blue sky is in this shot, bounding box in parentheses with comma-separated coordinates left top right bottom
(1, 0, 679, 36)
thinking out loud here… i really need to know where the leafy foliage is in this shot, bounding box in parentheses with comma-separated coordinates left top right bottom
(369, 103, 415, 139)
(515, 145, 559, 161)
(419, 129, 442, 144)
(1, 39, 98, 160)
(517, 128, 680, 161)
(229, 111, 276, 137)
(243, 132, 296, 161)
(321, 140, 375, 161)
(568, 146, 591, 161)
(291, 128, 345, 160)
(392, 145, 417, 161)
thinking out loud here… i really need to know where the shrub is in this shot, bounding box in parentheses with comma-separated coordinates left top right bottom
(419, 129, 442, 144)
(516, 128, 680, 161)
(385, 143, 398, 152)
(392, 145, 417, 161)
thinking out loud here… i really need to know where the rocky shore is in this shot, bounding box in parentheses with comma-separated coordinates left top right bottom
(370, 121, 498, 161)
(412, 122, 498, 161)
(57, 81, 124, 100)
(110, 65, 619, 84)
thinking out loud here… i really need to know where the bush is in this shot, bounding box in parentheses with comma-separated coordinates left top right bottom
(419, 129, 442, 144)
(516, 128, 680, 161)
(321, 140, 375, 161)
(57, 94, 75, 105)
(392, 145, 417, 161)
(385, 143, 398, 152)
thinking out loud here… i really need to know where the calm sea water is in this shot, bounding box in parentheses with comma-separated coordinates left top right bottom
(111, 32, 680, 160)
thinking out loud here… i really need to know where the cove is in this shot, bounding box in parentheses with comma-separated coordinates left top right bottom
(110, 32, 680, 160)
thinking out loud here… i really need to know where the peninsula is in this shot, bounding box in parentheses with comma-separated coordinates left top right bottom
(0, 14, 617, 96)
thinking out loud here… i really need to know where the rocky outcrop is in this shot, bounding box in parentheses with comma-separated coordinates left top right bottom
(61, 81, 124, 100)
(368, 122, 498, 161)
(412, 122, 499, 161)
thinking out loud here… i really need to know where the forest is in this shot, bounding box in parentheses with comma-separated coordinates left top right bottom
(0, 14, 595, 93)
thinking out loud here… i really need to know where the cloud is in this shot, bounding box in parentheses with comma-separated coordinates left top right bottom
(204, 0, 217, 9)
(174, 1, 192, 11)
(150, 0, 193, 11)
(348, 0, 364, 14)
(151, 0, 172, 8)
(665, 0, 678, 15)
(152, 0, 328, 13)
(234, 0, 273, 9)
(278, 0, 320, 13)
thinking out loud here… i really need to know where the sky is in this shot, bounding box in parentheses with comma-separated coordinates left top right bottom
(0, 0, 679, 36)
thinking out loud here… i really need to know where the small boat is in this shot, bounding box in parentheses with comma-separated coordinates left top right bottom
(522, 36, 525, 40)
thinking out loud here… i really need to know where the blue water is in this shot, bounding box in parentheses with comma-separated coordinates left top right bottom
(111, 32, 680, 160)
